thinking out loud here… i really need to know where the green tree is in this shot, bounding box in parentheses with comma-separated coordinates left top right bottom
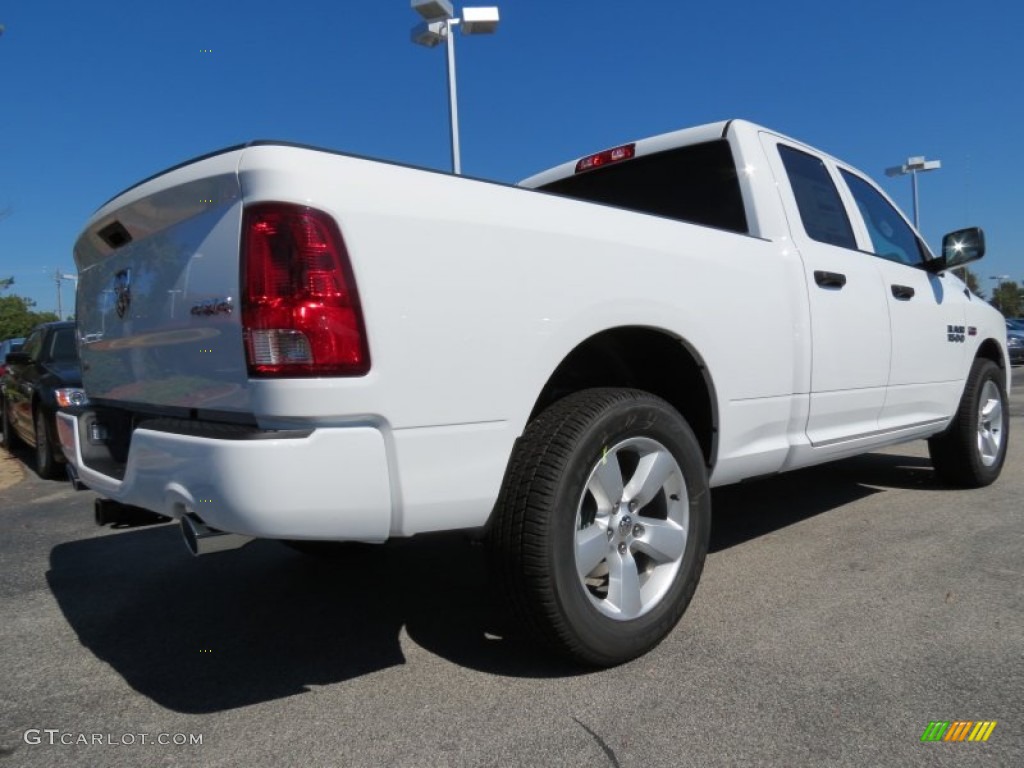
(0, 293, 60, 339)
(989, 281, 1023, 318)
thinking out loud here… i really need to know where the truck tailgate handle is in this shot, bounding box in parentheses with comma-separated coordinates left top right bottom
(891, 284, 915, 300)
(813, 270, 847, 289)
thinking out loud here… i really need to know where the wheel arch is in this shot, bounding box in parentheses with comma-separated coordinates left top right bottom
(975, 337, 1006, 369)
(527, 327, 718, 469)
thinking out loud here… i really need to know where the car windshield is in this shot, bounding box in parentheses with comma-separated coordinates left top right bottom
(1006, 318, 1024, 331)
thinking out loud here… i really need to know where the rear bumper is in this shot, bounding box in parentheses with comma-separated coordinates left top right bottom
(56, 412, 393, 541)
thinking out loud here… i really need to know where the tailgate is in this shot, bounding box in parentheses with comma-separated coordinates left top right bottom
(74, 148, 251, 414)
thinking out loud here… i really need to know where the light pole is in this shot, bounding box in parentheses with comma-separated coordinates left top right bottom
(411, 1, 500, 175)
(52, 268, 78, 319)
(885, 156, 941, 229)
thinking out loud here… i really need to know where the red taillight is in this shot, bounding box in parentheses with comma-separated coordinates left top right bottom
(574, 143, 636, 174)
(242, 203, 370, 377)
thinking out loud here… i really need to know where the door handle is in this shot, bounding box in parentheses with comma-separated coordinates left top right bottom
(891, 284, 915, 300)
(814, 270, 847, 289)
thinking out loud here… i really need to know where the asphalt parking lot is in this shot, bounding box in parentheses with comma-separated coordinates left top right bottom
(1, 369, 1022, 768)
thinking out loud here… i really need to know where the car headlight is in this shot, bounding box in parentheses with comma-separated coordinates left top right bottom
(54, 388, 89, 408)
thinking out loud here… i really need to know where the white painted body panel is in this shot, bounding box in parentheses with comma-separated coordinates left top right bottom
(58, 412, 394, 540)
(64, 121, 1010, 541)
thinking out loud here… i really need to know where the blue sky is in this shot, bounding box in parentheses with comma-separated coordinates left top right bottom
(1, 0, 1022, 315)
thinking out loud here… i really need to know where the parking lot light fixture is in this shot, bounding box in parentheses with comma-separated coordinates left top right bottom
(410, 2, 500, 175)
(885, 156, 941, 229)
(461, 6, 499, 34)
(412, 0, 454, 20)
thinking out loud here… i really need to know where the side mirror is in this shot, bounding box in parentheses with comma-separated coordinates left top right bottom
(924, 227, 985, 273)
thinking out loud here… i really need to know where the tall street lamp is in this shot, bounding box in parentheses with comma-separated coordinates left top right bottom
(49, 268, 78, 319)
(885, 155, 941, 229)
(990, 274, 1010, 293)
(411, 1, 500, 175)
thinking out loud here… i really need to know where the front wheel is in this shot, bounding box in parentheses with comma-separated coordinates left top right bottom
(489, 388, 710, 667)
(928, 358, 1009, 487)
(34, 408, 62, 480)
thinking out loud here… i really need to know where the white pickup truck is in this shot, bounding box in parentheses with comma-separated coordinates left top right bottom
(59, 119, 1009, 666)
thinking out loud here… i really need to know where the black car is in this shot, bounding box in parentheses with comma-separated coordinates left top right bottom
(0, 321, 87, 478)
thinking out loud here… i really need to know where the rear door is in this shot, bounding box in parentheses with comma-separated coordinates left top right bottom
(762, 135, 891, 445)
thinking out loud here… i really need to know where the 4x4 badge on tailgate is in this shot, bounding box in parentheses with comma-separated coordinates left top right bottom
(114, 268, 132, 318)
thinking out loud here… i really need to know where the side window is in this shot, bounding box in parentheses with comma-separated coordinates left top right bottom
(21, 331, 43, 361)
(778, 145, 857, 249)
(840, 170, 927, 266)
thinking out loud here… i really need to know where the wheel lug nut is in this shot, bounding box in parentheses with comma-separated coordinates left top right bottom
(633, 524, 644, 537)
(617, 542, 627, 554)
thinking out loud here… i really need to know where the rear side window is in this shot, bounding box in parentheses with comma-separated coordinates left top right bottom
(539, 140, 748, 234)
(840, 170, 927, 266)
(778, 145, 856, 249)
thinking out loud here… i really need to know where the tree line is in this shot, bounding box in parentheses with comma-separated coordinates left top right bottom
(0, 279, 60, 340)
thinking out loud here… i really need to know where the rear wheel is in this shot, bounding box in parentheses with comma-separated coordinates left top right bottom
(928, 358, 1008, 487)
(34, 407, 61, 480)
(489, 388, 710, 667)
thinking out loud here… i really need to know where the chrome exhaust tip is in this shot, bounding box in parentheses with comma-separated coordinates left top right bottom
(180, 513, 253, 557)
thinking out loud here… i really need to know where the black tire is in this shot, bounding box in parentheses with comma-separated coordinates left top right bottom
(0, 396, 19, 450)
(488, 388, 710, 667)
(34, 407, 61, 480)
(928, 358, 1009, 488)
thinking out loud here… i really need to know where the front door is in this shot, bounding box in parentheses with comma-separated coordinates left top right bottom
(837, 168, 968, 430)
